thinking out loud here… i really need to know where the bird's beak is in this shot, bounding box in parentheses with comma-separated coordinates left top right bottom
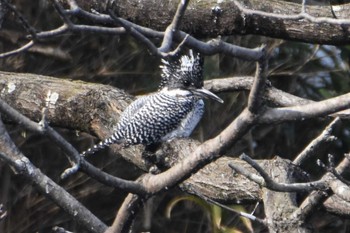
(192, 88, 224, 103)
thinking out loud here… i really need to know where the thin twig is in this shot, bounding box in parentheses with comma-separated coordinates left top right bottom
(292, 153, 350, 220)
(80, 159, 147, 195)
(3, 1, 37, 40)
(247, 47, 268, 114)
(52, 0, 73, 27)
(0, 40, 34, 58)
(294, 118, 340, 166)
(108, 10, 162, 57)
(159, 0, 190, 52)
(195, 192, 267, 226)
(0, 97, 43, 132)
(317, 154, 350, 186)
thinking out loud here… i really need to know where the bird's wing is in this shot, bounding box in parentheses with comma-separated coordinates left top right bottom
(115, 95, 153, 131)
(118, 93, 196, 145)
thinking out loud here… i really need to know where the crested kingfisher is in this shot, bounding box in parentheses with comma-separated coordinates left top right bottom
(81, 50, 223, 156)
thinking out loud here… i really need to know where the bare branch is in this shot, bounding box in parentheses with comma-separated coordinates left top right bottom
(0, 117, 107, 233)
(0, 96, 81, 177)
(259, 92, 350, 124)
(229, 154, 327, 192)
(158, 0, 189, 52)
(293, 118, 340, 166)
(329, 179, 350, 203)
(79, 159, 147, 195)
(52, 0, 74, 26)
(36, 1, 265, 61)
(0, 40, 34, 58)
(301, 0, 307, 14)
(317, 154, 350, 187)
(247, 49, 268, 113)
(0, 1, 38, 57)
(0, 96, 44, 133)
(108, 10, 161, 57)
(194, 192, 267, 226)
(105, 193, 144, 233)
(204, 76, 313, 107)
(292, 154, 350, 220)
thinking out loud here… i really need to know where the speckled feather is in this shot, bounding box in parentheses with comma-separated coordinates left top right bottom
(159, 50, 204, 90)
(114, 89, 204, 145)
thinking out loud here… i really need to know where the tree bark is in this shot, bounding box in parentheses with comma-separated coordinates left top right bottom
(69, 0, 350, 45)
(261, 157, 312, 233)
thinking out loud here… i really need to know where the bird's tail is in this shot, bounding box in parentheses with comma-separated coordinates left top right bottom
(80, 132, 121, 157)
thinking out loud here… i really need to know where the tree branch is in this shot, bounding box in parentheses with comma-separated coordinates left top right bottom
(293, 118, 340, 166)
(71, 0, 350, 45)
(292, 154, 350, 220)
(106, 193, 144, 233)
(0, 117, 107, 233)
(229, 154, 327, 192)
(247, 50, 268, 113)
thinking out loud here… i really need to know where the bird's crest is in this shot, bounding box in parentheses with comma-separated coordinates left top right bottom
(159, 50, 204, 90)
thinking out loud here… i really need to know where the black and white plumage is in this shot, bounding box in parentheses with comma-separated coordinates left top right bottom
(81, 50, 223, 157)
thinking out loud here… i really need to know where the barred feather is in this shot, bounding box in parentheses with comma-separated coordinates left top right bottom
(80, 50, 210, 157)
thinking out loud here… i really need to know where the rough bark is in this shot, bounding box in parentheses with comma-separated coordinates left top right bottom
(261, 157, 312, 233)
(69, 0, 350, 45)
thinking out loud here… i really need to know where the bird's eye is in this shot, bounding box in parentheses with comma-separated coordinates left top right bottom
(183, 80, 190, 86)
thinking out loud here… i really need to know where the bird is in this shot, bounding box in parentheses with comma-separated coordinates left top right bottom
(81, 50, 223, 157)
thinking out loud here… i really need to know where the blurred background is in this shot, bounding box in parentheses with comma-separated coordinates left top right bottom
(1, 0, 350, 232)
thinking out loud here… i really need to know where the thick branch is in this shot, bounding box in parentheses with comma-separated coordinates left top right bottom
(259, 93, 350, 124)
(71, 0, 350, 45)
(229, 154, 327, 192)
